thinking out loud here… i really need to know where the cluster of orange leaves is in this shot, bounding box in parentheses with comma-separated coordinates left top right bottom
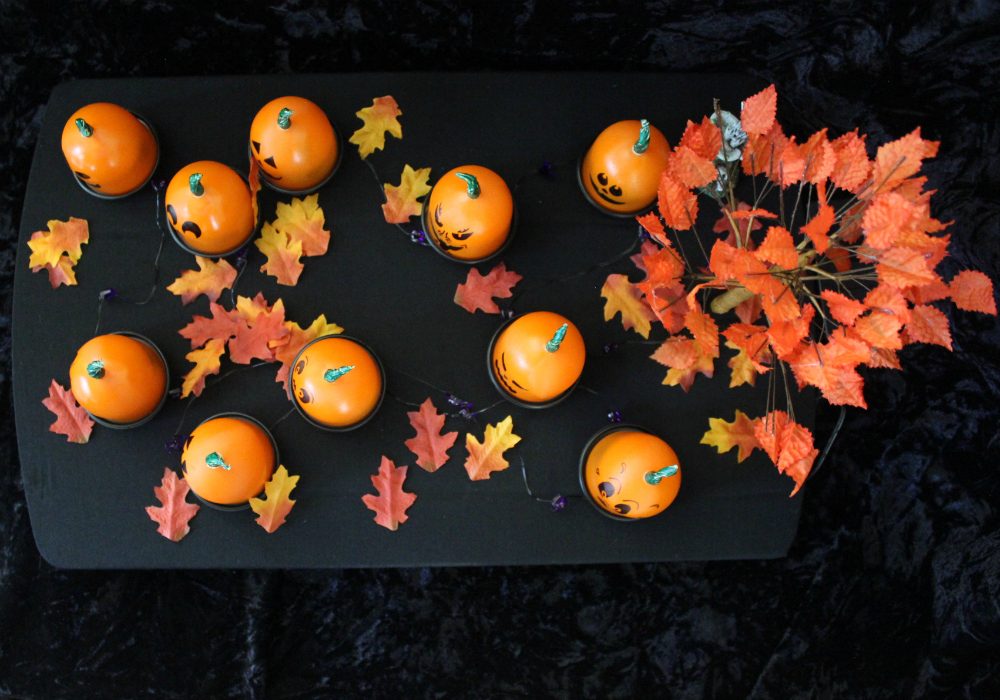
(27, 217, 89, 288)
(602, 84, 996, 495)
(254, 194, 331, 286)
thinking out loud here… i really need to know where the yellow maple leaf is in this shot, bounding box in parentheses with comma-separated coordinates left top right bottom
(27, 217, 90, 270)
(382, 165, 432, 224)
(31, 253, 78, 288)
(274, 194, 330, 257)
(181, 338, 226, 398)
(349, 95, 403, 159)
(725, 340, 757, 388)
(249, 465, 300, 533)
(601, 273, 655, 339)
(255, 221, 304, 286)
(166, 256, 238, 305)
(700, 410, 759, 463)
(464, 415, 521, 481)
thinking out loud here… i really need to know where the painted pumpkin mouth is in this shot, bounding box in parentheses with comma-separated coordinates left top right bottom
(589, 173, 625, 205)
(492, 352, 526, 396)
(429, 204, 471, 251)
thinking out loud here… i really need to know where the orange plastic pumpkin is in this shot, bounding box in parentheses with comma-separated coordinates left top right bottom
(289, 336, 384, 430)
(61, 102, 158, 197)
(181, 415, 277, 507)
(424, 165, 514, 262)
(581, 426, 682, 520)
(249, 96, 339, 193)
(165, 161, 255, 256)
(489, 311, 585, 405)
(68, 333, 168, 426)
(580, 119, 670, 215)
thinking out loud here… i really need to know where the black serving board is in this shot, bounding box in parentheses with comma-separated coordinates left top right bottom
(13, 74, 811, 568)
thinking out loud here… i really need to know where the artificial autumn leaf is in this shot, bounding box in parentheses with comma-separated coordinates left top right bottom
(454, 263, 523, 314)
(701, 410, 759, 463)
(248, 154, 261, 225)
(350, 95, 403, 159)
(179, 302, 240, 349)
(639, 281, 689, 334)
(166, 256, 238, 305)
(862, 192, 917, 250)
(685, 305, 720, 358)
(636, 211, 672, 249)
(679, 116, 723, 161)
(755, 226, 798, 269)
(464, 415, 521, 481)
(668, 145, 717, 189)
(657, 171, 698, 230)
(949, 270, 996, 314)
(829, 130, 870, 193)
(27, 217, 89, 270)
(801, 203, 835, 253)
(740, 84, 777, 136)
(181, 338, 226, 398)
(905, 304, 953, 349)
(650, 336, 716, 391)
(145, 468, 200, 542)
(800, 129, 836, 184)
(821, 289, 867, 326)
(601, 273, 655, 338)
(876, 247, 938, 289)
(382, 164, 432, 224)
(230, 298, 289, 364)
(272, 314, 344, 389)
(249, 465, 299, 533)
(722, 323, 772, 372)
(638, 240, 686, 285)
(853, 309, 904, 350)
(776, 136, 807, 187)
(405, 398, 458, 472)
(871, 128, 939, 195)
(362, 456, 417, 530)
(743, 121, 787, 177)
(42, 379, 94, 444)
(767, 303, 815, 360)
(30, 246, 78, 288)
(726, 341, 757, 388)
(787, 333, 870, 408)
(274, 194, 330, 256)
(752, 411, 819, 497)
(255, 221, 304, 286)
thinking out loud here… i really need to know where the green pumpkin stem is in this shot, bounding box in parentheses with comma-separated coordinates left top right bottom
(454, 172, 481, 199)
(277, 108, 294, 130)
(205, 452, 232, 471)
(633, 118, 651, 155)
(86, 360, 105, 379)
(644, 464, 678, 485)
(324, 365, 355, 383)
(189, 172, 204, 196)
(75, 118, 93, 138)
(546, 323, 568, 353)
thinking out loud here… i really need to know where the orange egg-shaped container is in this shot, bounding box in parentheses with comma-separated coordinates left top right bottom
(423, 165, 515, 263)
(249, 96, 340, 194)
(580, 425, 682, 520)
(61, 102, 159, 198)
(68, 332, 169, 427)
(488, 311, 585, 407)
(579, 119, 670, 216)
(181, 413, 278, 509)
(288, 335, 385, 431)
(164, 161, 256, 256)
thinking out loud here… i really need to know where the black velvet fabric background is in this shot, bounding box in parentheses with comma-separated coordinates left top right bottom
(2, 2, 999, 697)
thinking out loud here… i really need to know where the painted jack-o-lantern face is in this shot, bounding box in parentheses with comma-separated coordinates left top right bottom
(69, 333, 168, 426)
(249, 96, 339, 193)
(289, 336, 384, 430)
(181, 415, 276, 506)
(165, 161, 255, 256)
(490, 311, 585, 405)
(61, 102, 158, 197)
(582, 428, 682, 520)
(580, 119, 670, 215)
(424, 165, 514, 262)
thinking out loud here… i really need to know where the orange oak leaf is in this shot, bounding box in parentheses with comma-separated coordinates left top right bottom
(464, 415, 521, 481)
(752, 411, 819, 496)
(382, 164, 432, 223)
(181, 338, 226, 398)
(821, 289, 866, 326)
(405, 398, 458, 472)
(905, 304, 953, 349)
(166, 256, 238, 305)
(362, 456, 417, 530)
(875, 247, 938, 289)
(179, 302, 240, 349)
(829, 130, 870, 193)
(650, 336, 716, 391)
(755, 226, 798, 269)
(255, 221, 304, 286)
(249, 465, 299, 533)
(657, 171, 698, 230)
(145, 468, 200, 542)
(801, 203, 835, 253)
(679, 116, 722, 161)
(602, 273, 655, 339)
(272, 314, 344, 389)
(871, 128, 939, 195)
(27, 217, 89, 269)
(726, 341, 758, 388)
(230, 298, 289, 364)
(701, 410, 759, 463)
(274, 194, 330, 256)
(668, 145, 717, 189)
(740, 84, 777, 136)
(454, 263, 523, 314)
(350, 95, 403, 159)
(42, 379, 94, 444)
(949, 270, 996, 314)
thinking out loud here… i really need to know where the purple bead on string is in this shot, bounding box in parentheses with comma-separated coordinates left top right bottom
(99, 288, 118, 301)
(165, 434, 190, 453)
(602, 342, 619, 356)
(550, 494, 567, 512)
(607, 410, 623, 424)
(637, 225, 653, 243)
(538, 160, 555, 179)
(151, 179, 167, 192)
(499, 308, 514, 320)
(409, 228, 429, 246)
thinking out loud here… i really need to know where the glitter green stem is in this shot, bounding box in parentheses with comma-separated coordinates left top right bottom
(324, 365, 355, 382)
(75, 118, 93, 138)
(277, 107, 293, 129)
(546, 324, 568, 353)
(644, 465, 678, 485)
(455, 172, 481, 199)
(189, 173, 204, 196)
(633, 118, 651, 154)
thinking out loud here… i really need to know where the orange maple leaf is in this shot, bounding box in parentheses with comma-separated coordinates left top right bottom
(362, 456, 417, 530)
(740, 84, 777, 136)
(349, 95, 403, 159)
(601, 273, 655, 339)
(405, 398, 459, 472)
(274, 194, 330, 256)
(829, 130, 870, 193)
(949, 270, 996, 315)
(722, 323, 772, 372)
(454, 263, 523, 314)
(905, 304, 953, 349)
(145, 468, 200, 542)
(871, 128, 939, 195)
(668, 145, 717, 189)
(752, 411, 819, 496)
(166, 256, 238, 305)
(30, 244, 78, 288)
(657, 171, 699, 230)
(179, 302, 240, 349)
(42, 379, 94, 444)
(650, 336, 716, 391)
(701, 410, 759, 462)
(255, 221, 304, 286)
(181, 338, 226, 398)
(382, 164, 432, 223)
(679, 116, 723, 161)
(272, 314, 344, 389)
(230, 297, 289, 364)
(27, 217, 89, 269)
(754, 226, 798, 269)
(464, 415, 521, 481)
(249, 465, 299, 533)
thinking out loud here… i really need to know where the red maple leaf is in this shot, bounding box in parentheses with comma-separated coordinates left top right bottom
(949, 270, 996, 314)
(361, 456, 417, 531)
(42, 379, 94, 444)
(404, 398, 458, 472)
(145, 468, 200, 542)
(453, 263, 523, 314)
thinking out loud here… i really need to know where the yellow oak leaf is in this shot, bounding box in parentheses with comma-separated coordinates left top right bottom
(166, 256, 238, 305)
(27, 217, 89, 276)
(249, 465, 300, 533)
(464, 415, 521, 481)
(181, 338, 226, 398)
(700, 410, 759, 463)
(725, 340, 757, 388)
(273, 194, 330, 257)
(601, 273, 655, 339)
(255, 221, 304, 286)
(349, 95, 403, 159)
(382, 165, 432, 224)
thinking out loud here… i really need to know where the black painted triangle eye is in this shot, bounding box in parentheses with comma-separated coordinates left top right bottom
(252, 140, 261, 153)
(75, 171, 91, 180)
(264, 156, 276, 167)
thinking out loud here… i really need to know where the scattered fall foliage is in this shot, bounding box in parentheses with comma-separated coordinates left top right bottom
(41, 379, 94, 444)
(145, 468, 200, 542)
(27, 217, 89, 288)
(464, 415, 521, 481)
(404, 398, 458, 472)
(249, 465, 300, 533)
(362, 456, 417, 530)
(453, 263, 523, 314)
(349, 95, 403, 159)
(382, 164, 432, 224)
(166, 256, 238, 305)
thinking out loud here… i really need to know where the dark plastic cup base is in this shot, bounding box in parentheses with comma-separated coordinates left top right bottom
(575, 154, 655, 219)
(577, 423, 653, 522)
(84, 331, 170, 430)
(250, 125, 343, 196)
(485, 316, 580, 410)
(70, 113, 160, 201)
(419, 190, 518, 266)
